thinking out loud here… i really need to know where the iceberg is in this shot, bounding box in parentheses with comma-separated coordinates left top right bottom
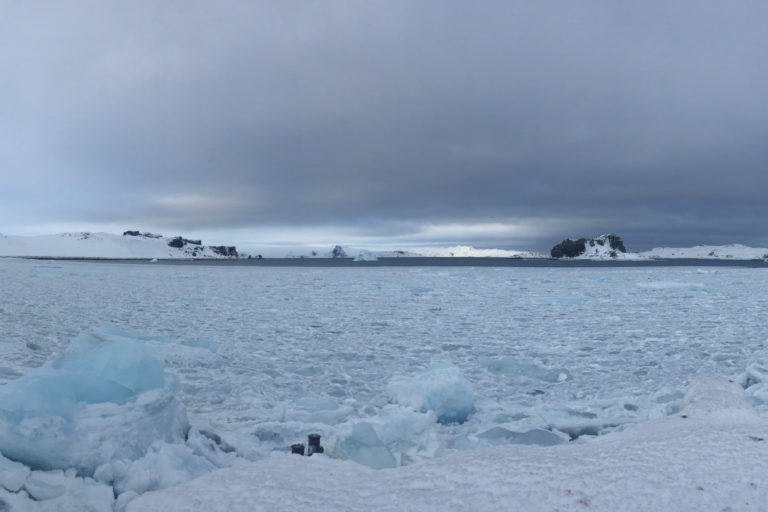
(388, 365, 474, 424)
(353, 251, 378, 262)
(0, 328, 189, 476)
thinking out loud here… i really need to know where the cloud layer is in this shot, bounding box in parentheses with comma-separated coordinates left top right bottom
(2, 1, 767, 250)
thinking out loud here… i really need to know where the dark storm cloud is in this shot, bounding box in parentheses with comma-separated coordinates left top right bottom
(1, 1, 767, 249)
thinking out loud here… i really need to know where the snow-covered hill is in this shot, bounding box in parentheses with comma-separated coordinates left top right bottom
(638, 244, 768, 260)
(551, 234, 768, 261)
(0, 232, 239, 259)
(285, 245, 541, 259)
(2, 231, 767, 261)
(409, 245, 542, 258)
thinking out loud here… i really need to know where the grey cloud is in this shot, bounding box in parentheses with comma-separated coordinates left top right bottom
(1, 1, 767, 250)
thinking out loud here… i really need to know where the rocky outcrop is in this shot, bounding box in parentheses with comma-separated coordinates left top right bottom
(124, 230, 238, 258)
(331, 245, 348, 258)
(550, 238, 587, 258)
(167, 236, 202, 248)
(123, 231, 162, 239)
(551, 234, 627, 258)
(211, 246, 238, 258)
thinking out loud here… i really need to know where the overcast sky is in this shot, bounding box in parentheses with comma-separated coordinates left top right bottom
(1, 1, 767, 252)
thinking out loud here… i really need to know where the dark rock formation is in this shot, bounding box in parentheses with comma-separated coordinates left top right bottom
(601, 234, 626, 253)
(551, 238, 587, 258)
(167, 236, 202, 248)
(123, 230, 162, 238)
(124, 230, 237, 258)
(211, 246, 238, 258)
(551, 234, 627, 258)
(331, 245, 348, 258)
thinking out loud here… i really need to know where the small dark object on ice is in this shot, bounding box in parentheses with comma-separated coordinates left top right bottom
(291, 434, 324, 456)
(749, 436, 764, 442)
(307, 434, 324, 455)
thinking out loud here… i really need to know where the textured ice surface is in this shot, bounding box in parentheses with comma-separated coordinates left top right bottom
(3, 258, 768, 471)
(0, 454, 115, 511)
(329, 406, 440, 469)
(0, 327, 188, 475)
(128, 376, 768, 512)
(388, 365, 474, 423)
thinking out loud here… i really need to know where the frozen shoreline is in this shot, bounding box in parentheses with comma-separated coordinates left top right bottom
(5, 256, 768, 268)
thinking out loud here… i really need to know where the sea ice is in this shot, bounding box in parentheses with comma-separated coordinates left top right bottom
(387, 365, 474, 424)
(475, 426, 566, 447)
(0, 328, 189, 475)
(0, 454, 30, 492)
(0, 457, 115, 512)
(329, 405, 440, 468)
(94, 441, 216, 496)
(482, 357, 572, 383)
(127, 375, 768, 512)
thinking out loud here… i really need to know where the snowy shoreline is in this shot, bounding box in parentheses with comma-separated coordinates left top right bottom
(2, 232, 768, 262)
(5, 256, 768, 268)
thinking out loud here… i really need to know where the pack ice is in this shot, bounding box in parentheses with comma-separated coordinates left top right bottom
(0, 329, 189, 475)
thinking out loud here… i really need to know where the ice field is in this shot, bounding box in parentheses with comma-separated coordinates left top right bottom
(2, 257, 768, 510)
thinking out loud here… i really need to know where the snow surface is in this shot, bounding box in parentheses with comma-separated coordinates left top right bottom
(639, 244, 768, 260)
(406, 245, 541, 258)
(0, 232, 237, 259)
(3, 258, 768, 509)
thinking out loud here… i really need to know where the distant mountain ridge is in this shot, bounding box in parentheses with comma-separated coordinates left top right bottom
(0, 231, 766, 261)
(549, 234, 768, 261)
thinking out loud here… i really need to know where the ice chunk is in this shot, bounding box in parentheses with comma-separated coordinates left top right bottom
(94, 442, 216, 497)
(334, 422, 397, 469)
(682, 374, 754, 418)
(185, 428, 239, 468)
(0, 466, 114, 511)
(94, 325, 218, 365)
(23, 470, 68, 501)
(0, 454, 30, 492)
(330, 406, 439, 469)
(388, 365, 473, 424)
(353, 251, 378, 262)
(737, 363, 768, 389)
(0, 329, 189, 475)
(482, 357, 572, 383)
(476, 427, 566, 447)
